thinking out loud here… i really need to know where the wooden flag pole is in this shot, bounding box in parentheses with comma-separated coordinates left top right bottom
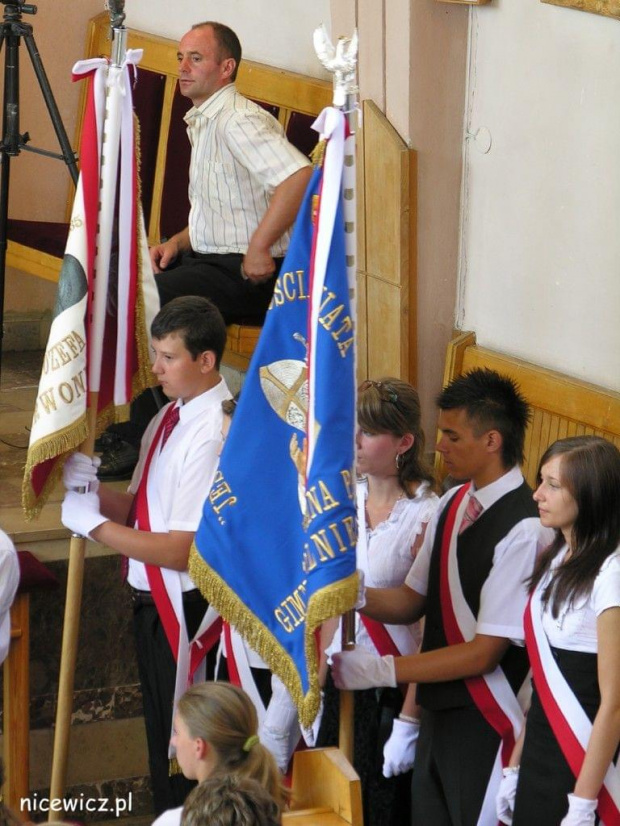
(48, 405, 96, 810)
(48, 3, 128, 813)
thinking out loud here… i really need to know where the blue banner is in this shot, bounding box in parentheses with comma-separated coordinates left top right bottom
(190, 133, 357, 725)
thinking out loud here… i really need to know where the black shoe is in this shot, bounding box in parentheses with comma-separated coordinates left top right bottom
(94, 430, 123, 452)
(97, 439, 140, 481)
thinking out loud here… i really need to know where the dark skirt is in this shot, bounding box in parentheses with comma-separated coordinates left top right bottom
(317, 670, 412, 826)
(513, 647, 601, 826)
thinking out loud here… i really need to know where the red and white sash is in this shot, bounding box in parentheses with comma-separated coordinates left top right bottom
(440, 484, 528, 826)
(525, 582, 620, 825)
(356, 484, 420, 658)
(133, 404, 222, 758)
(221, 622, 267, 727)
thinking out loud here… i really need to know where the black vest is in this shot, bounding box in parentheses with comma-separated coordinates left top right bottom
(417, 480, 538, 710)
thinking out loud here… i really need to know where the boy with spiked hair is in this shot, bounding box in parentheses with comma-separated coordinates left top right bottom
(333, 368, 554, 826)
(61, 296, 231, 813)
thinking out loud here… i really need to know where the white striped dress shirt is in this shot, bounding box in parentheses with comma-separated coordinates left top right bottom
(184, 84, 311, 257)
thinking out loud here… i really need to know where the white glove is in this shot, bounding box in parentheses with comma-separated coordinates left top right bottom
(63, 452, 101, 493)
(331, 648, 397, 690)
(300, 690, 324, 747)
(355, 569, 366, 610)
(382, 717, 420, 778)
(560, 794, 597, 826)
(61, 490, 108, 539)
(496, 767, 519, 825)
(259, 674, 301, 773)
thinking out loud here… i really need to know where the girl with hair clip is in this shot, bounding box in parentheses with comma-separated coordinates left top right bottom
(318, 377, 439, 826)
(152, 683, 285, 826)
(497, 436, 620, 826)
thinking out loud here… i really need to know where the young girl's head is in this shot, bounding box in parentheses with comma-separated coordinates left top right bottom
(535, 435, 620, 549)
(357, 378, 434, 491)
(173, 683, 284, 810)
(530, 436, 620, 613)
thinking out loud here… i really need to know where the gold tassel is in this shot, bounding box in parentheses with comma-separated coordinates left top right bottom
(310, 139, 327, 169)
(188, 546, 359, 729)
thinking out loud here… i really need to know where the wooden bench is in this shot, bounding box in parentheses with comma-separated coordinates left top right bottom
(437, 330, 620, 486)
(3, 552, 59, 817)
(7, 12, 331, 370)
(283, 748, 363, 826)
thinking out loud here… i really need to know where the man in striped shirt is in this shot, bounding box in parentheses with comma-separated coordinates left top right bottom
(98, 22, 311, 481)
(151, 21, 312, 324)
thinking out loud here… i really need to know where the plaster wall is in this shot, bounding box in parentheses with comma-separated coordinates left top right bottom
(459, 0, 620, 391)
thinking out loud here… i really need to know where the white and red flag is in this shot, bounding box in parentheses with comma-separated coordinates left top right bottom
(22, 51, 159, 518)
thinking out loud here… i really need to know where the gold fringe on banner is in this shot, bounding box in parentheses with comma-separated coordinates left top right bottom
(310, 138, 327, 169)
(189, 544, 358, 729)
(21, 413, 90, 520)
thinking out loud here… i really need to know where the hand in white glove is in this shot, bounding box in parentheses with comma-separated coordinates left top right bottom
(61, 490, 108, 539)
(355, 569, 366, 610)
(382, 717, 420, 778)
(496, 767, 519, 825)
(331, 647, 397, 690)
(259, 674, 301, 773)
(560, 794, 597, 826)
(63, 452, 101, 493)
(300, 690, 323, 747)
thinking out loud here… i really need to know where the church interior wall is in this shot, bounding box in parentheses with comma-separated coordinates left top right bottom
(458, 0, 620, 392)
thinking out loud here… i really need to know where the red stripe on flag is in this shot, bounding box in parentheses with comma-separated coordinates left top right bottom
(223, 622, 242, 688)
(189, 617, 222, 682)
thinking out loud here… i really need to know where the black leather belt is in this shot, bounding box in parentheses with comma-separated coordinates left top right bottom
(130, 587, 205, 607)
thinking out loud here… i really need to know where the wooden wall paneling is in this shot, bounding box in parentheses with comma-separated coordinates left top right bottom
(361, 100, 415, 381)
(437, 331, 620, 487)
(407, 150, 418, 387)
(355, 106, 368, 385)
(366, 278, 405, 378)
(356, 273, 369, 385)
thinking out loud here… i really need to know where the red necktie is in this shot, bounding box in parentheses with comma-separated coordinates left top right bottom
(160, 404, 180, 450)
(459, 494, 483, 534)
(122, 404, 180, 580)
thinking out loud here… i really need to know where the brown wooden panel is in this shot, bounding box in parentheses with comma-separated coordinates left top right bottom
(363, 102, 409, 287)
(356, 271, 369, 385)
(366, 276, 407, 380)
(542, 0, 620, 21)
(359, 101, 416, 383)
(438, 332, 620, 487)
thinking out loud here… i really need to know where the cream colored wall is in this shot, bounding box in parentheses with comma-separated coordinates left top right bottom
(124, 1, 331, 78)
(332, 0, 468, 437)
(3, 1, 102, 317)
(459, 0, 620, 392)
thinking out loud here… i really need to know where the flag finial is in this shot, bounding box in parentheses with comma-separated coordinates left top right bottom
(313, 25, 358, 109)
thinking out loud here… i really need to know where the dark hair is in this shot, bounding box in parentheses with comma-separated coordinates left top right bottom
(181, 775, 280, 826)
(436, 368, 530, 468)
(193, 22, 242, 81)
(151, 296, 227, 368)
(358, 377, 435, 493)
(529, 436, 620, 616)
